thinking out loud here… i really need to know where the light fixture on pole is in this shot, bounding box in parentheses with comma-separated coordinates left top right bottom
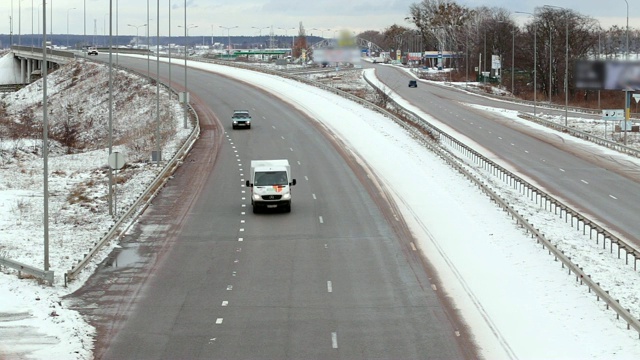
(252, 26, 269, 49)
(515, 11, 537, 115)
(66, 7, 75, 48)
(544, 5, 568, 127)
(312, 28, 331, 39)
(278, 27, 295, 53)
(252, 26, 268, 37)
(178, 24, 198, 50)
(220, 25, 238, 53)
(127, 23, 146, 48)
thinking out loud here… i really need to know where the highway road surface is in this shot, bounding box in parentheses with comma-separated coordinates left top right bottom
(367, 63, 640, 247)
(68, 56, 474, 359)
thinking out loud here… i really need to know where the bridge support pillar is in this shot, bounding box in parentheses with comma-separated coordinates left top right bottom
(27, 59, 32, 83)
(20, 58, 26, 84)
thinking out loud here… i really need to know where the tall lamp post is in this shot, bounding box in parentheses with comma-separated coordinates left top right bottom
(178, 24, 198, 51)
(66, 7, 75, 48)
(278, 27, 296, 53)
(515, 11, 537, 115)
(18, 0, 24, 45)
(252, 26, 269, 48)
(127, 23, 146, 48)
(220, 25, 238, 53)
(545, 5, 569, 127)
(312, 28, 331, 39)
(178, 10, 197, 129)
(624, 0, 630, 144)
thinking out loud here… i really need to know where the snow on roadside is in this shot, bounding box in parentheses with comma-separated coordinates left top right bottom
(0, 59, 193, 359)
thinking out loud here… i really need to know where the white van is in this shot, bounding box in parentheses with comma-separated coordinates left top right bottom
(245, 160, 296, 213)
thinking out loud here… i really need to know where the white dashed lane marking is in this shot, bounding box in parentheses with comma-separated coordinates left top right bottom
(327, 281, 333, 293)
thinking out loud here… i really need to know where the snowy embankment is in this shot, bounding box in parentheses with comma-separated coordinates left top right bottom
(0, 58, 192, 358)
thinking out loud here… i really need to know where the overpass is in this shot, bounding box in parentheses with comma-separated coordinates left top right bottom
(1, 46, 75, 87)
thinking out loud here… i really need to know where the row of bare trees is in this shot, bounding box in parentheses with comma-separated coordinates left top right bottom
(357, 0, 638, 105)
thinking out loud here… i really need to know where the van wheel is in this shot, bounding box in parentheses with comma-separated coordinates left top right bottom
(285, 205, 291, 213)
(253, 206, 259, 214)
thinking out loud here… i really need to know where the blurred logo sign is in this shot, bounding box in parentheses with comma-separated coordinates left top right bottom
(575, 60, 640, 90)
(601, 109, 624, 121)
(314, 48, 361, 64)
(491, 55, 501, 70)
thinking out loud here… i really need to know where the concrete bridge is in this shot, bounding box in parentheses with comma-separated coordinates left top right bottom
(1, 46, 75, 88)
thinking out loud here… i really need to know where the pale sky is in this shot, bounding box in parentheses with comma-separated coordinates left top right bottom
(0, 0, 637, 38)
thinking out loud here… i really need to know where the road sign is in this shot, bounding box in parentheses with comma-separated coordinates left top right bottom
(633, 94, 640, 103)
(108, 152, 125, 170)
(602, 109, 624, 121)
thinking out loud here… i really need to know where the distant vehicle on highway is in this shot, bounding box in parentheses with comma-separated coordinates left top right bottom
(408, 80, 417, 88)
(232, 110, 251, 129)
(87, 47, 99, 56)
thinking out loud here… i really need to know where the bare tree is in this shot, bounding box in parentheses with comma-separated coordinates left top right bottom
(524, 8, 599, 100)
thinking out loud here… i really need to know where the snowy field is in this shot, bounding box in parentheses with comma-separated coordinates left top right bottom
(1, 54, 640, 359)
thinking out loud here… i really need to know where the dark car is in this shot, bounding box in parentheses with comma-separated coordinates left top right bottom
(408, 80, 417, 88)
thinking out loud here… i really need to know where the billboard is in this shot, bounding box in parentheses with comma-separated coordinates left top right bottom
(575, 60, 640, 91)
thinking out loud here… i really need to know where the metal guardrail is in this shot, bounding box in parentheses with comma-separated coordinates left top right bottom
(416, 72, 602, 116)
(65, 78, 200, 283)
(1, 58, 200, 285)
(0, 253, 54, 284)
(361, 72, 640, 337)
(519, 113, 640, 158)
(0, 84, 21, 92)
(11, 45, 75, 59)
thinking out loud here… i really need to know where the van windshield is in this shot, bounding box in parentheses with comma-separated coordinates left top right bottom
(255, 171, 288, 186)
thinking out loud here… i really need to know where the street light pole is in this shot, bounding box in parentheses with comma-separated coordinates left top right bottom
(66, 7, 75, 48)
(515, 11, 537, 115)
(32, 0, 34, 47)
(624, 0, 629, 145)
(252, 26, 269, 48)
(545, 5, 568, 126)
(511, 25, 514, 95)
(220, 25, 238, 53)
(18, 0, 23, 45)
(278, 27, 295, 53)
(127, 24, 146, 48)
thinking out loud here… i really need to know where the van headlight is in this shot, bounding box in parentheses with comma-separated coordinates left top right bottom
(253, 194, 261, 200)
(282, 193, 291, 200)
(233, 120, 238, 124)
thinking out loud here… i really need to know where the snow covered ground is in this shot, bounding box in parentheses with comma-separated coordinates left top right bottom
(1, 54, 640, 359)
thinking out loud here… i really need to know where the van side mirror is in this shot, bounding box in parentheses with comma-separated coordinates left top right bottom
(245, 180, 251, 187)
(291, 179, 296, 186)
